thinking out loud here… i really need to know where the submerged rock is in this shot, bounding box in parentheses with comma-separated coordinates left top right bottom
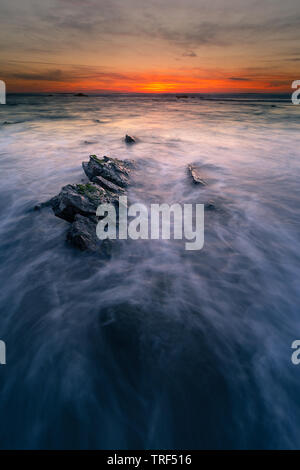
(205, 200, 217, 211)
(187, 164, 207, 185)
(82, 155, 134, 188)
(125, 134, 136, 144)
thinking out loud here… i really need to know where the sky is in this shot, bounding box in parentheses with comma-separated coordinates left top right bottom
(1, 0, 300, 93)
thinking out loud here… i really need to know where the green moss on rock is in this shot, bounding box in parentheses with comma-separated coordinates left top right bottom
(90, 155, 105, 164)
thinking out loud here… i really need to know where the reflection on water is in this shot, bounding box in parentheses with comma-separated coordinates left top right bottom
(0, 94, 300, 449)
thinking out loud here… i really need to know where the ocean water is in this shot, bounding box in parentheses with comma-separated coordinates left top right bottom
(0, 93, 300, 449)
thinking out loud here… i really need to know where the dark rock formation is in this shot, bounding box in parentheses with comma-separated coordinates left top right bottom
(48, 182, 117, 223)
(82, 155, 134, 188)
(125, 134, 136, 144)
(187, 164, 207, 185)
(67, 214, 113, 255)
(66, 214, 99, 252)
(74, 93, 88, 97)
(37, 155, 135, 254)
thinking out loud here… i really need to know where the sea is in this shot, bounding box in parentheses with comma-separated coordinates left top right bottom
(0, 92, 300, 449)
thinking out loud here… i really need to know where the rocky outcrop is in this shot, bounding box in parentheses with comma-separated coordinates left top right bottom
(187, 164, 207, 185)
(82, 155, 134, 188)
(38, 154, 135, 255)
(48, 182, 118, 223)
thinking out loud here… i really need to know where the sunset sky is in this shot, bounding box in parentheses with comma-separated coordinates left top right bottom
(1, 0, 300, 93)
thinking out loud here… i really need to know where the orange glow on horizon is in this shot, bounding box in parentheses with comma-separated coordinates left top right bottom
(137, 82, 178, 92)
(4, 70, 293, 94)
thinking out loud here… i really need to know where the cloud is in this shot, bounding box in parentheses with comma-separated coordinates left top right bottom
(228, 77, 250, 81)
(182, 51, 197, 57)
(1, 0, 299, 93)
(11, 69, 65, 81)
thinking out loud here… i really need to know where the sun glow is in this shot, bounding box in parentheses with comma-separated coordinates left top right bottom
(136, 82, 178, 92)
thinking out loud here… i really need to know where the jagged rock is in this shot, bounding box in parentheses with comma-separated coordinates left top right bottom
(67, 214, 98, 251)
(37, 154, 134, 252)
(48, 182, 117, 222)
(125, 134, 135, 144)
(187, 164, 207, 185)
(66, 215, 113, 255)
(92, 175, 125, 193)
(66, 214, 102, 254)
(82, 155, 134, 188)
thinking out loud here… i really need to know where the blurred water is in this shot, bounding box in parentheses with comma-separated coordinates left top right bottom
(0, 93, 300, 449)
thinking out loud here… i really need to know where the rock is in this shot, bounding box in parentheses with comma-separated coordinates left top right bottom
(74, 93, 88, 97)
(38, 154, 135, 253)
(33, 200, 52, 211)
(92, 175, 125, 194)
(187, 164, 207, 185)
(125, 134, 135, 144)
(82, 155, 134, 188)
(205, 200, 217, 211)
(67, 214, 98, 251)
(66, 214, 113, 255)
(48, 182, 117, 222)
(67, 214, 97, 251)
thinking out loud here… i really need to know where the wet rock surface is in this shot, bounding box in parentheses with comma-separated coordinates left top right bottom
(66, 214, 106, 253)
(48, 182, 118, 223)
(38, 154, 135, 255)
(82, 155, 134, 188)
(92, 175, 125, 194)
(125, 134, 136, 144)
(187, 164, 207, 185)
